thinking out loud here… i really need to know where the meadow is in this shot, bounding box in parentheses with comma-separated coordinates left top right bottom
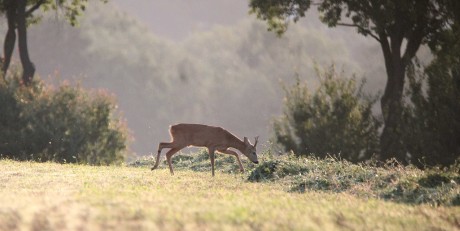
(1, 152, 459, 231)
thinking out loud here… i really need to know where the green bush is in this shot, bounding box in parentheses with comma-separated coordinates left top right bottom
(273, 65, 381, 162)
(0, 69, 128, 165)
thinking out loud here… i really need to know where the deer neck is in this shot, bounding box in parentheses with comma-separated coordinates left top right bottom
(231, 136, 247, 153)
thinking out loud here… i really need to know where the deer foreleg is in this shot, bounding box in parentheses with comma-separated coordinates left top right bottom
(209, 148, 216, 177)
(218, 149, 244, 173)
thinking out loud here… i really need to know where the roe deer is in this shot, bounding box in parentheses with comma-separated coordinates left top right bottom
(151, 123, 259, 176)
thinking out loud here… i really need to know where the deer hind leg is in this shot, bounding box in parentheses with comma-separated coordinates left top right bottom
(165, 147, 182, 175)
(151, 142, 174, 170)
(218, 149, 244, 173)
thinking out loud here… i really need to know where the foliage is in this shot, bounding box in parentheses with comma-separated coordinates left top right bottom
(0, 0, 108, 26)
(401, 21, 460, 167)
(250, 0, 459, 162)
(0, 68, 128, 165)
(248, 0, 311, 36)
(249, 0, 452, 46)
(273, 65, 381, 162)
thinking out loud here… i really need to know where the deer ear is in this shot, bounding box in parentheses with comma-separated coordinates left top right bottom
(244, 137, 249, 145)
(254, 136, 259, 147)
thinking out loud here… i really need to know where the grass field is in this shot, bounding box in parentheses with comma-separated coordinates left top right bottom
(1, 156, 459, 231)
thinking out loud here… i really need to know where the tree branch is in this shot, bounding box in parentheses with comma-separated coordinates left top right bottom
(2, 2, 18, 76)
(25, 0, 46, 17)
(403, 0, 430, 65)
(402, 28, 424, 65)
(336, 22, 381, 42)
(378, 31, 393, 80)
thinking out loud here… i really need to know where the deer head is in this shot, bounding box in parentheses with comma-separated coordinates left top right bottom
(243, 136, 259, 164)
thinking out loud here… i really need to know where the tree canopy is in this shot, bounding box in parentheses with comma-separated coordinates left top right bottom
(0, 0, 107, 85)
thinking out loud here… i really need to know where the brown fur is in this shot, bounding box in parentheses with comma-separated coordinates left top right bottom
(151, 123, 259, 176)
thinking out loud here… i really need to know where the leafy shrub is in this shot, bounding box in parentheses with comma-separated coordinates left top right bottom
(273, 65, 381, 162)
(0, 68, 128, 165)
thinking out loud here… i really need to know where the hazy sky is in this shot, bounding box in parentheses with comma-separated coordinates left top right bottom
(110, 0, 377, 62)
(112, 0, 252, 41)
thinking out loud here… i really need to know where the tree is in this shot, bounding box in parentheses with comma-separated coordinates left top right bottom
(0, 0, 107, 85)
(250, 0, 457, 163)
(273, 65, 380, 162)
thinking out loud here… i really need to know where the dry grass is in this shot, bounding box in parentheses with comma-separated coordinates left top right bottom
(1, 159, 459, 231)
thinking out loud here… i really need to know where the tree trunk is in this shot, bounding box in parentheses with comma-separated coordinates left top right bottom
(17, 0, 35, 85)
(2, 0, 17, 78)
(378, 33, 407, 163)
(380, 62, 406, 163)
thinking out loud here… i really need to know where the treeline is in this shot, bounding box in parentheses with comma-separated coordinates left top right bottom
(11, 1, 385, 155)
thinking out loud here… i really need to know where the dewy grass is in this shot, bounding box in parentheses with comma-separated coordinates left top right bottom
(1, 153, 459, 230)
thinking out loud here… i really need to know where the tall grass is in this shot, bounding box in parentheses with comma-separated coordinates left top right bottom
(134, 149, 460, 207)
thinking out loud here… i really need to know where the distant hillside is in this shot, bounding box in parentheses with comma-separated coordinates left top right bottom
(1, 1, 387, 155)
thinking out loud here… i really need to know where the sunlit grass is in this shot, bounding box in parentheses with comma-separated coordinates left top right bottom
(1, 159, 459, 231)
